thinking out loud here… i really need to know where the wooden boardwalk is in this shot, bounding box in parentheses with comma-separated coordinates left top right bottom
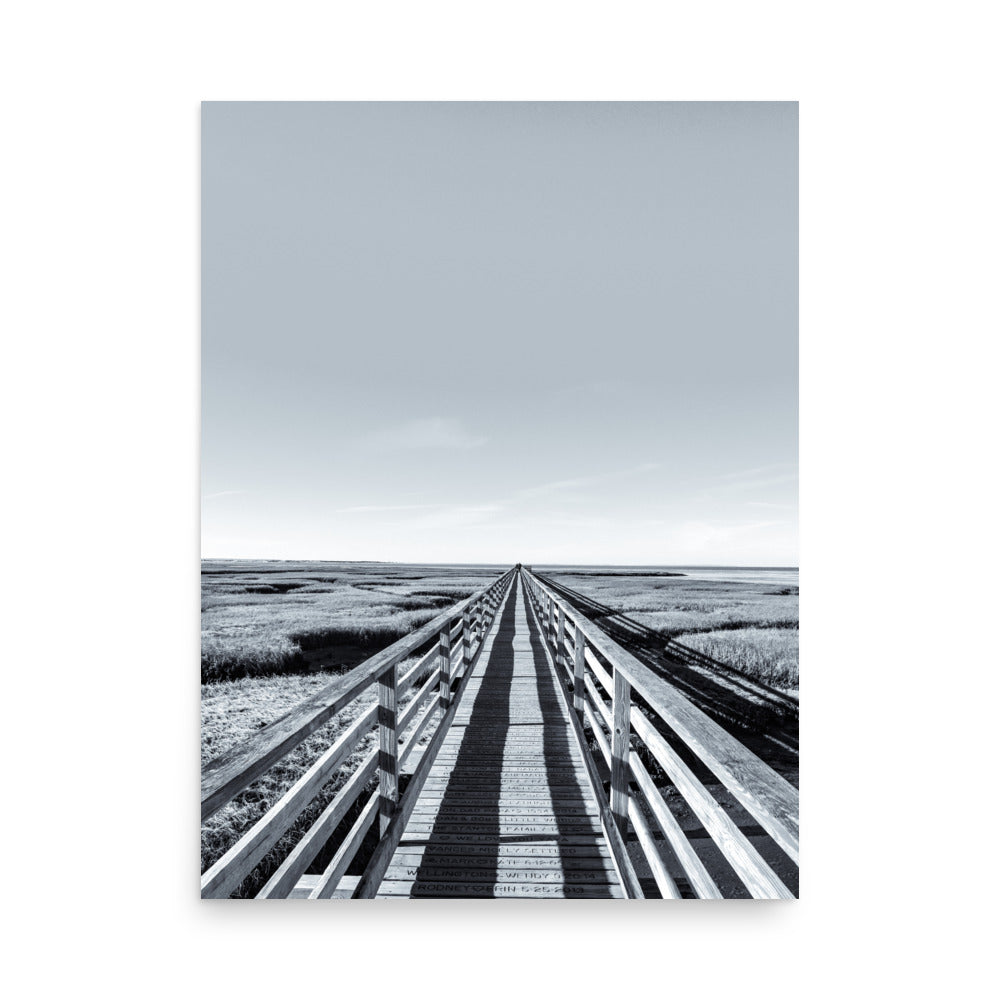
(376, 578, 624, 898)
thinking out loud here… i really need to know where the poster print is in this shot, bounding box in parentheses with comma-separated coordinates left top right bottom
(201, 102, 798, 898)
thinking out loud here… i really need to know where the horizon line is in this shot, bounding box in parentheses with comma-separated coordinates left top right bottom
(200, 556, 799, 570)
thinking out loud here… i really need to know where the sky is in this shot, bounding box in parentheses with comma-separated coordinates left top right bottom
(202, 102, 797, 565)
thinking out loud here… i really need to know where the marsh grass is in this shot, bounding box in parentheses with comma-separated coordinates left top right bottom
(548, 570, 799, 687)
(201, 561, 500, 681)
(675, 628, 799, 690)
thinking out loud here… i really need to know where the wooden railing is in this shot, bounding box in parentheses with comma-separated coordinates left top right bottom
(521, 568, 799, 899)
(201, 566, 517, 898)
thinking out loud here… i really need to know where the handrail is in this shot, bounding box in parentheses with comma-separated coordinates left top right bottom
(201, 566, 517, 898)
(520, 567, 798, 899)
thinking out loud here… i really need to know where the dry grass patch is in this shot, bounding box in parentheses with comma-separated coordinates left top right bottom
(675, 627, 799, 691)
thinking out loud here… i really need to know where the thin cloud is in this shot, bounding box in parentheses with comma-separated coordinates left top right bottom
(513, 462, 660, 501)
(335, 504, 439, 513)
(514, 476, 596, 500)
(202, 490, 246, 500)
(716, 463, 791, 482)
(713, 464, 798, 493)
(366, 418, 487, 451)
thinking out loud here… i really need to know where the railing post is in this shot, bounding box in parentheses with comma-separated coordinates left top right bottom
(610, 666, 631, 835)
(554, 604, 564, 675)
(438, 623, 452, 713)
(377, 663, 398, 837)
(573, 624, 586, 714)
(462, 607, 471, 673)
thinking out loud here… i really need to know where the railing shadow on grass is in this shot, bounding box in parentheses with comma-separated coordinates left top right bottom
(535, 573, 799, 781)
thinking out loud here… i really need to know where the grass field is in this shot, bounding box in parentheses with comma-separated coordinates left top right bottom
(677, 628, 799, 689)
(541, 567, 799, 691)
(201, 561, 502, 681)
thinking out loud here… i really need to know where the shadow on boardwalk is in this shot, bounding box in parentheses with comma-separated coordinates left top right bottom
(412, 581, 614, 896)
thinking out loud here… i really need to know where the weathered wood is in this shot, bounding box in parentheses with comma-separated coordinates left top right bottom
(584, 696, 612, 768)
(610, 667, 631, 835)
(377, 881, 626, 899)
(378, 664, 399, 837)
(628, 750, 722, 899)
(628, 797, 682, 899)
(397, 666, 439, 736)
(398, 644, 437, 696)
(438, 624, 451, 713)
(308, 793, 379, 899)
(629, 708, 793, 899)
(554, 604, 564, 674)
(390, 849, 615, 870)
(584, 671, 613, 732)
(292, 874, 360, 899)
(573, 625, 586, 713)
(399, 831, 609, 848)
(255, 752, 379, 899)
(462, 608, 471, 672)
(383, 864, 618, 884)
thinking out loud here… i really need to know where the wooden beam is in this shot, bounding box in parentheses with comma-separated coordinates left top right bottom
(630, 708, 793, 899)
(610, 668, 631, 836)
(377, 664, 399, 837)
(254, 753, 378, 899)
(462, 607, 471, 673)
(629, 750, 722, 899)
(573, 625, 586, 714)
(437, 624, 451, 713)
(628, 797, 681, 899)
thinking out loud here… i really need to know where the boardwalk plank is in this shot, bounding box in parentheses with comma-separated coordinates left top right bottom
(378, 881, 625, 898)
